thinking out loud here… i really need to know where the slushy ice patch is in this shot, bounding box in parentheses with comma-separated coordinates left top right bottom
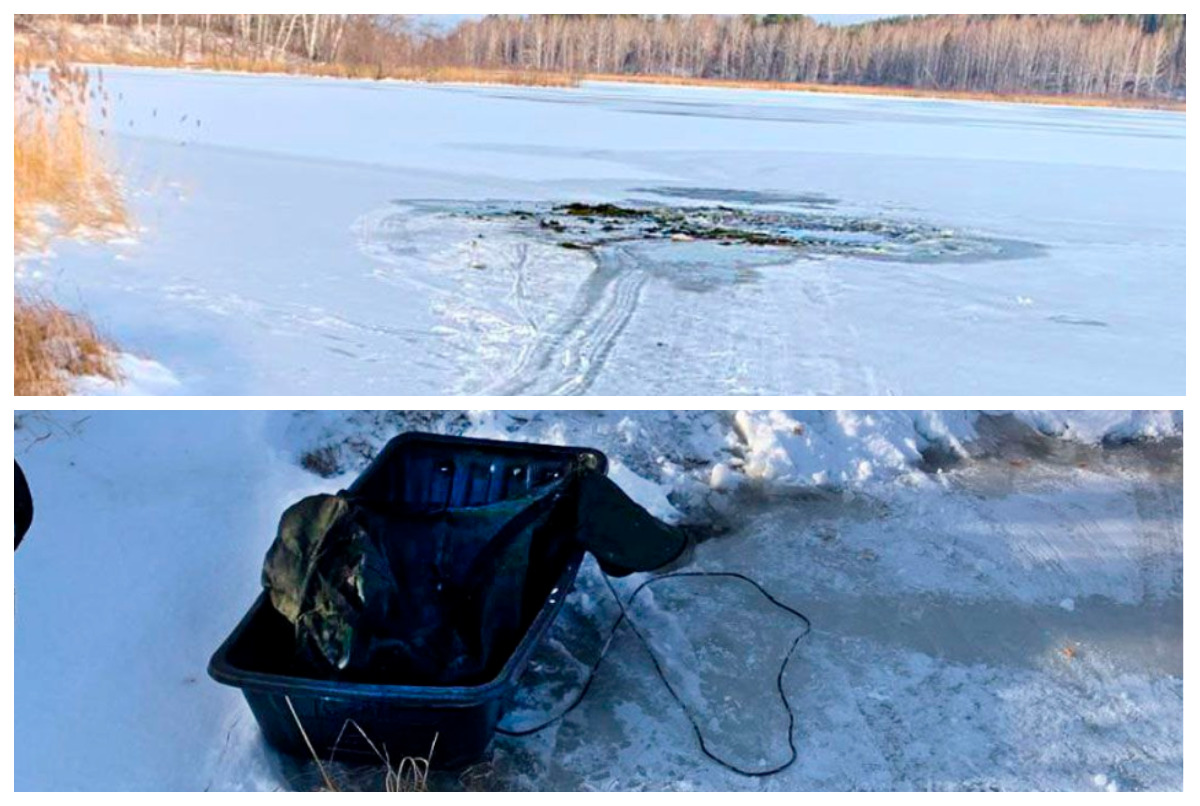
(363, 196, 1040, 269)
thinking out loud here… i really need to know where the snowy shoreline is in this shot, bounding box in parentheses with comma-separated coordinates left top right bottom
(33, 61, 1188, 113)
(282, 410, 1183, 512)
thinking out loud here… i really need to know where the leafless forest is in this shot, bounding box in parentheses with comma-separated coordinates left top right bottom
(17, 14, 1187, 100)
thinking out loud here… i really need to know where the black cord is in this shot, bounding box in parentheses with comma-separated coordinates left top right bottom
(496, 570, 812, 778)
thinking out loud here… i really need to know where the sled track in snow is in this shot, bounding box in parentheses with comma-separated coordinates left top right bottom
(485, 246, 648, 396)
(353, 205, 648, 396)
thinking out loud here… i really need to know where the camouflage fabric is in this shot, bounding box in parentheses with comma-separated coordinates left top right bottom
(263, 493, 400, 672)
(262, 464, 686, 684)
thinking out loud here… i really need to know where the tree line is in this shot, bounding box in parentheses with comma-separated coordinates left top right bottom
(16, 14, 367, 63)
(439, 15, 1185, 98)
(19, 14, 1186, 99)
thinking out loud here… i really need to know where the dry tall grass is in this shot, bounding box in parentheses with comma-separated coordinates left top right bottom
(14, 296, 121, 395)
(385, 65, 577, 87)
(14, 60, 128, 249)
(15, 58, 128, 395)
(17, 33, 576, 88)
(164, 58, 578, 87)
(284, 696, 437, 792)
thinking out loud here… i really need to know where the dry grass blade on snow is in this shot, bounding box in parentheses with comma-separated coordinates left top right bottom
(14, 295, 121, 395)
(285, 695, 438, 792)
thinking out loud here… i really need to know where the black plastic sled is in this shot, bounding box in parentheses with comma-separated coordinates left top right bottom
(209, 433, 608, 769)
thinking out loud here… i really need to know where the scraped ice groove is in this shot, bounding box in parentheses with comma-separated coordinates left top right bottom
(1131, 482, 1183, 601)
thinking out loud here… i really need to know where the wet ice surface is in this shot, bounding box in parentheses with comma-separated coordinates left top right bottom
(16, 69, 1183, 394)
(457, 446, 1182, 791)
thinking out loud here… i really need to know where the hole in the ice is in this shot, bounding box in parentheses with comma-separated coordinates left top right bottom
(410, 198, 1045, 267)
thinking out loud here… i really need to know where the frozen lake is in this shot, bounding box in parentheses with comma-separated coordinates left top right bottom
(19, 69, 1185, 394)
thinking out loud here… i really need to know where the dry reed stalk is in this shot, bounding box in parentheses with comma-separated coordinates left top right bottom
(14, 59, 128, 249)
(14, 295, 121, 395)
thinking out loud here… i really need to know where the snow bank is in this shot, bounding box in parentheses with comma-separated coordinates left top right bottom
(727, 410, 975, 487)
(1011, 410, 1183, 444)
(716, 410, 1176, 490)
(278, 410, 1181, 524)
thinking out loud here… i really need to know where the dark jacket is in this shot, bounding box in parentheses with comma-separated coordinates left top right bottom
(15, 462, 33, 549)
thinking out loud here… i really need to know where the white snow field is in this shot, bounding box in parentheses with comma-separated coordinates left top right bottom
(15, 69, 1184, 394)
(14, 411, 1181, 791)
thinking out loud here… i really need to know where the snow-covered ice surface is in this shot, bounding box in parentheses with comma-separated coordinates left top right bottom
(15, 69, 1183, 394)
(14, 410, 1181, 790)
(71, 353, 183, 395)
